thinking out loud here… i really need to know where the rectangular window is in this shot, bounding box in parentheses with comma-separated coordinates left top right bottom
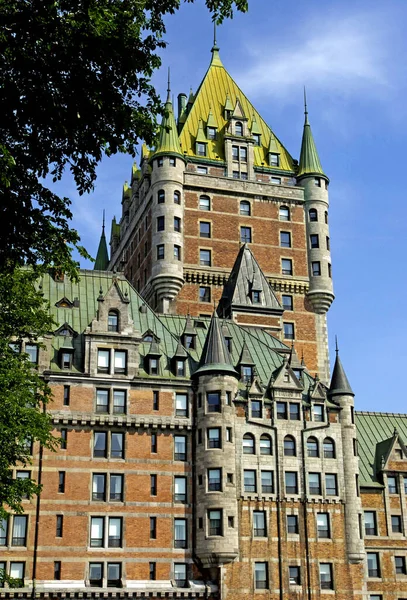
(107, 563, 121, 587)
(282, 294, 293, 311)
(157, 216, 165, 231)
(388, 476, 398, 494)
(200, 249, 211, 266)
(90, 517, 104, 547)
(153, 391, 159, 411)
(96, 389, 109, 413)
(97, 349, 110, 373)
(277, 402, 287, 419)
(207, 428, 221, 448)
(56, 515, 63, 537)
(11, 516, 27, 546)
(151, 432, 157, 453)
(240, 147, 247, 162)
(110, 474, 123, 501)
(199, 286, 211, 303)
(174, 477, 187, 503)
(392, 515, 402, 533)
(54, 561, 61, 581)
(325, 473, 338, 496)
(208, 510, 222, 536)
(207, 127, 217, 140)
(197, 165, 208, 174)
(208, 468, 222, 492)
(207, 391, 221, 413)
(9, 562, 25, 586)
(367, 553, 380, 578)
(89, 562, 103, 587)
(93, 432, 107, 458)
(309, 473, 321, 495)
(150, 474, 157, 496)
(289, 403, 300, 420)
(312, 261, 321, 276)
(197, 142, 206, 156)
(26, 344, 38, 364)
(271, 176, 281, 184)
(149, 562, 156, 581)
(108, 517, 122, 547)
(289, 566, 301, 585)
(317, 513, 330, 538)
(253, 511, 266, 537)
(232, 146, 239, 160)
(287, 514, 298, 534)
(261, 470, 273, 494)
(174, 245, 181, 260)
(92, 473, 106, 501)
(174, 436, 186, 461)
(285, 472, 298, 494)
(282, 258, 293, 275)
(114, 351, 126, 375)
(251, 400, 262, 418)
(199, 196, 210, 210)
(169, 157, 176, 167)
(175, 393, 188, 417)
(269, 153, 279, 166)
(280, 231, 291, 248)
(395, 556, 406, 575)
(254, 562, 268, 589)
(240, 226, 252, 243)
(111, 432, 124, 458)
(320, 563, 333, 589)
(150, 517, 156, 540)
(174, 563, 188, 588)
(310, 234, 319, 248)
(244, 470, 256, 493)
(60, 428, 67, 450)
(200, 222, 211, 238)
(113, 390, 126, 414)
(313, 404, 324, 422)
(174, 519, 187, 548)
(157, 244, 165, 260)
(58, 471, 65, 493)
(63, 385, 70, 406)
(283, 322, 295, 340)
(364, 511, 377, 536)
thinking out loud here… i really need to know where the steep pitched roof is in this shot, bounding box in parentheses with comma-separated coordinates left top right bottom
(193, 312, 238, 378)
(152, 82, 184, 160)
(328, 352, 354, 398)
(218, 244, 282, 316)
(94, 224, 109, 271)
(178, 47, 294, 171)
(297, 103, 326, 178)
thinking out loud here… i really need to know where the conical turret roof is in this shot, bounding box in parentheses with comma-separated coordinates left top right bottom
(297, 97, 326, 179)
(193, 312, 238, 378)
(152, 76, 184, 160)
(328, 350, 354, 398)
(94, 218, 109, 271)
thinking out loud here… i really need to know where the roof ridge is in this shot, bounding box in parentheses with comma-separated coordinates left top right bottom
(356, 411, 407, 417)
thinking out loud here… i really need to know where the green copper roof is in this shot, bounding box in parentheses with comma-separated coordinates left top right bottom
(94, 226, 109, 271)
(194, 312, 239, 378)
(251, 114, 261, 135)
(206, 109, 218, 128)
(297, 108, 326, 178)
(153, 86, 183, 159)
(328, 351, 354, 398)
(196, 119, 207, 143)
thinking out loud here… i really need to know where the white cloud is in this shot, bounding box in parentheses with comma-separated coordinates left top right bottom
(239, 12, 392, 101)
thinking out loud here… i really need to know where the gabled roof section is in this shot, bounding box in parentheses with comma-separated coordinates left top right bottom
(237, 340, 255, 366)
(179, 47, 295, 171)
(271, 358, 304, 391)
(193, 312, 239, 378)
(218, 244, 282, 316)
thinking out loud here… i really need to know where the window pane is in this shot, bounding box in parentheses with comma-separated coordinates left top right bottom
(108, 518, 122, 547)
(92, 474, 106, 500)
(91, 517, 104, 547)
(244, 470, 256, 492)
(114, 351, 126, 373)
(175, 393, 188, 416)
(261, 471, 273, 493)
(110, 474, 123, 501)
(94, 432, 107, 457)
(113, 390, 126, 414)
(111, 433, 124, 458)
(96, 389, 109, 413)
(97, 350, 110, 369)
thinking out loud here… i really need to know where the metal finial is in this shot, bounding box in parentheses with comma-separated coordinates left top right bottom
(335, 335, 339, 356)
(102, 209, 105, 232)
(304, 86, 308, 116)
(167, 67, 171, 101)
(214, 21, 217, 46)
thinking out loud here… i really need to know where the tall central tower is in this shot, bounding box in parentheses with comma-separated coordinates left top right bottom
(106, 41, 334, 381)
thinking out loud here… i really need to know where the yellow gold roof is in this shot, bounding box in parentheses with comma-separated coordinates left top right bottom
(179, 50, 295, 171)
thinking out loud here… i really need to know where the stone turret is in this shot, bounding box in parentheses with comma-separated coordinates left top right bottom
(328, 346, 365, 563)
(297, 93, 334, 381)
(193, 313, 239, 570)
(149, 71, 186, 313)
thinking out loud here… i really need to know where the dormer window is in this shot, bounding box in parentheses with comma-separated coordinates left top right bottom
(252, 291, 261, 304)
(149, 358, 159, 375)
(60, 350, 73, 370)
(269, 153, 280, 167)
(253, 133, 261, 146)
(196, 142, 207, 157)
(235, 122, 243, 136)
(108, 310, 119, 333)
(241, 365, 253, 383)
(175, 359, 186, 377)
(183, 334, 196, 350)
(207, 127, 217, 140)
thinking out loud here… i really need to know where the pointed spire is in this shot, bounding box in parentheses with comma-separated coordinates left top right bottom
(94, 213, 109, 270)
(195, 118, 207, 143)
(193, 312, 238, 378)
(152, 70, 183, 160)
(297, 90, 326, 179)
(238, 339, 255, 366)
(328, 343, 354, 398)
(210, 21, 222, 67)
(251, 113, 261, 135)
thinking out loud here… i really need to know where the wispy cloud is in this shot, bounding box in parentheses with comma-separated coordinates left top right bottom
(239, 11, 394, 102)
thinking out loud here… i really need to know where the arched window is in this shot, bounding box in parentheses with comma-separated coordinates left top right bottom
(158, 189, 165, 204)
(309, 208, 318, 222)
(243, 433, 255, 455)
(240, 201, 251, 216)
(260, 434, 272, 455)
(108, 310, 119, 333)
(235, 121, 243, 136)
(174, 191, 181, 205)
(279, 206, 290, 221)
(323, 438, 335, 459)
(284, 435, 296, 456)
(307, 436, 319, 458)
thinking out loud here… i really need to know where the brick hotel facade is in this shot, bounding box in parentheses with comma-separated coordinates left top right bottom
(1, 40, 407, 600)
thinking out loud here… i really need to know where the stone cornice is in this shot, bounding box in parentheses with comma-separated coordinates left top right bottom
(50, 412, 192, 431)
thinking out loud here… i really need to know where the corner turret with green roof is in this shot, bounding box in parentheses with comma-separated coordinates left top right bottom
(297, 93, 327, 179)
(193, 312, 239, 378)
(151, 71, 184, 162)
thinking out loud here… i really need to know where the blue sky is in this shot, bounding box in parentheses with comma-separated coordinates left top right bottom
(60, 0, 407, 412)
